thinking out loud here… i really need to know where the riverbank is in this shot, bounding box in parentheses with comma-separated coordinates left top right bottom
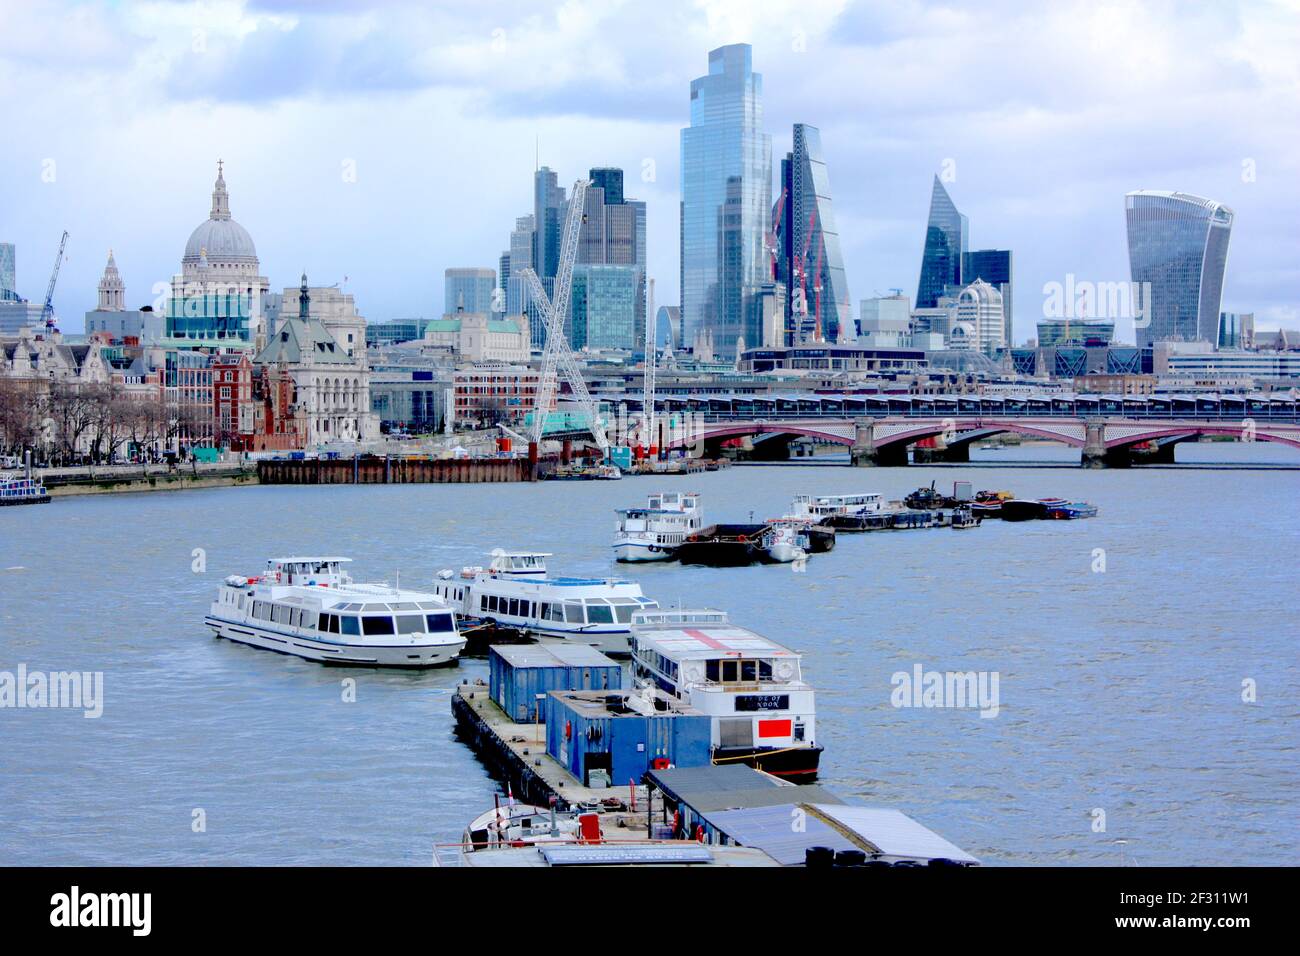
(40, 462, 259, 496)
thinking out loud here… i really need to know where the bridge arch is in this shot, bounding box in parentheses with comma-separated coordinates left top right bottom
(875, 421, 1087, 449)
(1104, 425, 1300, 451)
(664, 422, 854, 450)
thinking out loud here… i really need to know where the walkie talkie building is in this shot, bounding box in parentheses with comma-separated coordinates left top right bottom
(1125, 191, 1233, 347)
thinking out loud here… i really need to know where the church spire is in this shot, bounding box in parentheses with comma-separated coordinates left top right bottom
(210, 159, 231, 221)
(299, 272, 310, 320)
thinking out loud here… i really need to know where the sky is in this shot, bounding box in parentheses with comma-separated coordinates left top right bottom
(1, 0, 1297, 343)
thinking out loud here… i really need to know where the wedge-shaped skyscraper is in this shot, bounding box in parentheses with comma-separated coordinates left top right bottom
(916, 176, 968, 309)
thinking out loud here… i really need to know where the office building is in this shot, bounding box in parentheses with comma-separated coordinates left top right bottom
(681, 44, 772, 359)
(916, 176, 967, 309)
(963, 249, 1013, 345)
(444, 268, 497, 316)
(1125, 190, 1233, 347)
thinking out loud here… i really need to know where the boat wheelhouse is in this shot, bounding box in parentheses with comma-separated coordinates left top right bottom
(432, 550, 658, 654)
(629, 609, 822, 782)
(613, 492, 702, 562)
(204, 557, 466, 668)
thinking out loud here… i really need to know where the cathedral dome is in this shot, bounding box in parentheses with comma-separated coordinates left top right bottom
(182, 161, 258, 267)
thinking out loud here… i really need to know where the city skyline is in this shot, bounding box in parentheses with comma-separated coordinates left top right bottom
(1, 0, 1296, 343)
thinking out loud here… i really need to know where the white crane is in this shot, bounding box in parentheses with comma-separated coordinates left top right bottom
(642, 277, 656, 456)
(518, 179, 609, 457)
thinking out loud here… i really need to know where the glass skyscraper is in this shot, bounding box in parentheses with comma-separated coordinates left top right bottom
(916, 176, 967, 309)
(578, 167, 647, 354)
(0, 242, 15, 300)
(444, 267, 496, 314)
(777, 124, 851, 344)
(681, 43, 772, 358)
(1125, 191, 1233, 346)
(570, 264, 637, 350)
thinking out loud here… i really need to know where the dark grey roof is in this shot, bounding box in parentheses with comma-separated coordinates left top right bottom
(647, 764, 843, 813)
(255, 316, 351, 365)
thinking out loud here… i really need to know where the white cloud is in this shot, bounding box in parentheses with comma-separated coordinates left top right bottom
(0, 0, 1295, 337)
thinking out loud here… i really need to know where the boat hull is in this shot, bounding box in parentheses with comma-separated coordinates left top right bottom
(613, 540, 675, 563)
(803, 526, 836, 553)
(0, 495, 51, 506)
(714, 744, 823, 784)
(204, 616, 464, 668)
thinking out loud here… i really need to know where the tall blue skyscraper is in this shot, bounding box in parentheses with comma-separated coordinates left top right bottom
(1125, 191, 1233, 346)
(916, 176, 968, 309)
(681, 43, 772, 358)
(777, 124, 851, 343)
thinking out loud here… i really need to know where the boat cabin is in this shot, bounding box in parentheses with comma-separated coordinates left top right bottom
(486, 550, 550, 577)
(264, 557, 352, 587)
(791, 493, 883, 518)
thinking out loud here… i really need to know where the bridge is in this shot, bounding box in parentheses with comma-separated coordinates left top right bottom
(625, 393, 1300, 467)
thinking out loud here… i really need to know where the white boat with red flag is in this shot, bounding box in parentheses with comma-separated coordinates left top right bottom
(628, 608, 822, 782)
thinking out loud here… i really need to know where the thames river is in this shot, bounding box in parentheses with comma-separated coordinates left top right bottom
(2, 443, 1297, 866)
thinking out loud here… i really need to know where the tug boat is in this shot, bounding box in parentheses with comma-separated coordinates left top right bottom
(759, 523, 808, 564)
(0, 475, 50, 506)
(630, 609, 822, 782)
(431, 550, 658, 654)
(766, 515, 836, 554)
(950, 506, 981, 529)
(613, 492, 702, 562)
(204, 557, 466, 668)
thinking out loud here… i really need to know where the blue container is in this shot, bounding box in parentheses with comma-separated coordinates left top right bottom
(488, 645, 622, 723)
(545, 691, 712, 788)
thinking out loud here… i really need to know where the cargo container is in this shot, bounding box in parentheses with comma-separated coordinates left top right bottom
(488, 644, 622, 723)
(545, 689, 712, 789)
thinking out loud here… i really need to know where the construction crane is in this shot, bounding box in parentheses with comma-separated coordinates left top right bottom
(41, 230, 69, 333)
(642, 277, 656, 456)
(518, 179, 609, 458)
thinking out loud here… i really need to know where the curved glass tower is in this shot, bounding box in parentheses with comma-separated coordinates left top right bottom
(681, 44, 772, 358)
(1125, 191, 1233, 346)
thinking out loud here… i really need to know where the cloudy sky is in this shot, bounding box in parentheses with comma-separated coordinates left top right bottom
(1, 0, 1297, 342)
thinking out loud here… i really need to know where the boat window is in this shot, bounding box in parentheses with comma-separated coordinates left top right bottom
(362, 616, 395, 636)
(613, 604, 634, 623)
(364, 603, 391, 612)
(564, 602, 585, 624)
(339, 616, 360, 636)
(587, 604, 614, 624)
(391, 602, 420, 611)
(426, 613, 454, 633)
(479, 595, 488, 611)
(395, 615, 425, 634)
(759, 660, 772, 679)
(721, 660, 739, 683)
(741, 661, 757, 681)
(705, 660, 720, 682)
(508, 599, 520, 617)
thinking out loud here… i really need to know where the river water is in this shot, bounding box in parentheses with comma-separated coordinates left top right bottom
(2, 442, 1296, 865)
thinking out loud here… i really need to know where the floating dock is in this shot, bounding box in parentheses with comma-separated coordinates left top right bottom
(451, 682, 657, 817)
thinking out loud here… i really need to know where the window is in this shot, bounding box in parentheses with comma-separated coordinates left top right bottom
(613, 604, 634, 624)
(362, 616, 395, 636)
(706, 660, 720, 682)
(395, 615, 425, 634)
(339, 616, 360, 636)
(721, 660, 739, 683)
(741, 661, 757, 681)
(426, 613, 454, 633)
(508, 599, 520, 617)
(564, 602, 585, 624)
(586, 602, 614, 624)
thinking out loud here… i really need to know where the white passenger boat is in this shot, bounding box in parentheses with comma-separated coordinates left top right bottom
(629, 609, 822, 782)
(791, 493, 888, 522)
(613, 492, 702, 562)
(432, 550, 658, 654)
(205, 557, 466, 668)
